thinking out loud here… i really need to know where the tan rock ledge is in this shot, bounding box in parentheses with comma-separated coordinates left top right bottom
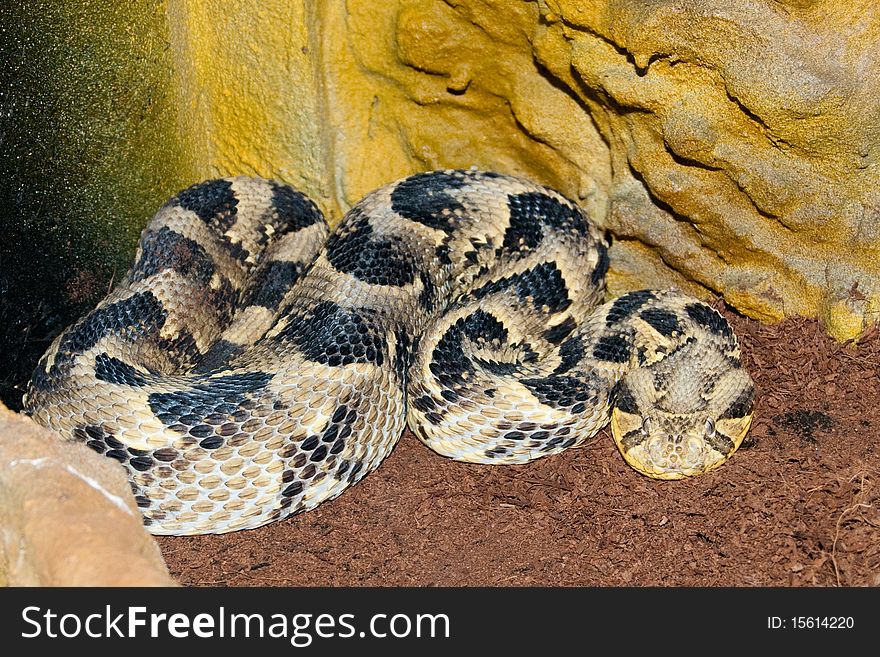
(0, 402, 176, 586)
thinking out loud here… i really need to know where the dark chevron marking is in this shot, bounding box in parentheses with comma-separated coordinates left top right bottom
(504, 191, 587, 253)
(612, 380, 640, 414)
(148, 372, 274, 443)
(94, 353, 150, 387)
(553, 335, 584, 375)
(459, 309, 508, 343)
(620, 429, 645, 451)
(474, 357, 520, 376)
(155, 327, 203, 371)
(545, 316, 577, 345)
(273, 301, 385, 367)
(434, 242, 452, 265)
(719, 385, 754, 420)
(592, 333, 632, 363)
(131, 227, 215, 285)
(418, 271, 437, 310)
(605, 290, 656, 326)
(685, 302, 734, 340)
(591, 240, 610, 286)
(521, 374, 598, 411)
(640, 308, 682, 337)
(270, 181, 324, 230)
(471, 262, 571, 314)
(430, 310, 508, 388)
(503, 197, 544, 251)
(390, 171, 467, 233)
(327, 208, 416, 286)
(412, 395, 437, 412)
(208, 276, 239, 328)
(706, 430, 735, 455)
(244, 260, 303, 310)
(192, 340, 246, 373)
(175, 179, 238, 228)
(61, 291, 166, 357)
(30, 291, 167, 392)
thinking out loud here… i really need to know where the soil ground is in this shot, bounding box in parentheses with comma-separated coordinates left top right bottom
(156, 306, 879, 586)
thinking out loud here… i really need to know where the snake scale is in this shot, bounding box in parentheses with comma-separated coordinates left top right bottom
(23, 169, 754, 535)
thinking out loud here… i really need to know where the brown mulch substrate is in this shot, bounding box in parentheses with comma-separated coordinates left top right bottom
(157, 308, 880, 586)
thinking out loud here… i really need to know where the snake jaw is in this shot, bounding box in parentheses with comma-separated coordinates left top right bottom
(610, 408, 750, 480)
(609, 349, 754, 480)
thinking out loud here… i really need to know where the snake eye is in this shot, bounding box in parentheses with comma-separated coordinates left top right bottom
(704, 417, 716, 437)
(641, 416, 654, 435)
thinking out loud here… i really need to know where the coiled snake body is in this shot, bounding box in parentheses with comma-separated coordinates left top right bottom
(24, 170, 754, 535)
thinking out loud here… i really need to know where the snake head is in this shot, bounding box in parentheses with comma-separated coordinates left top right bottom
(609, 367, 754, 479)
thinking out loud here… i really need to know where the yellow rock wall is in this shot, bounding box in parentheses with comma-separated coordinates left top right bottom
(6, 0, 880, 348)
(165, 1, 334, 207)
(165, 1, 609, 221)
(160, 0, 880, 339)
(320, 0, 610, 220)
(529, 0, 880, 339)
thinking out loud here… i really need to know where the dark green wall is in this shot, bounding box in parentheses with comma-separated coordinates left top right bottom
(0, 1, 191, 409)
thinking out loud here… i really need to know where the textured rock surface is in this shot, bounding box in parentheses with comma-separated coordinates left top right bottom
(332, 0, 880, 339)
(531, 0, 880, 340)
(165, 1, 336, 209)
(0, 403, 176, 586)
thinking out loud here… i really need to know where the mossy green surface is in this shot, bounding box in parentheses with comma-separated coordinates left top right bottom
(0, 1, 191, 408)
